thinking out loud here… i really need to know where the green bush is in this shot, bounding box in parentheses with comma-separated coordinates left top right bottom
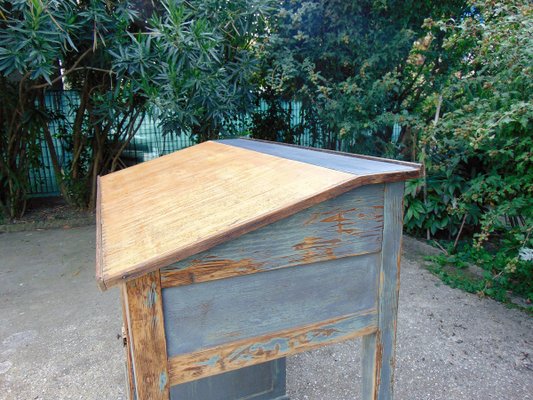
(0, 0, 273, 212)
(404, 0, 533, 304)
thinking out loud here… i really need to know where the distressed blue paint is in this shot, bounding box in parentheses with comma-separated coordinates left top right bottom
(361, 332, 378, 399)
(218, 139, 418, 175)
(248, 337, 291, 355)
(198, 355, 221, 368)
(378, 182, 404, 400)
(305, 328, 339, 342)
(159, 371, 168, 393)
(163, 254, 380, 356)
(144, 281, 158, 308)
(169, 359, 288, 400)
(362, 181, 404, 400)
(162, 184, 384, 280)
(187, 311, 377, 370)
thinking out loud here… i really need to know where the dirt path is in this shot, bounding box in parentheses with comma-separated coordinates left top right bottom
(0, 226, 531, 399)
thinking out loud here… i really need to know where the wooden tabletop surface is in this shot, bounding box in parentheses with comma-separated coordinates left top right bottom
(96, 139, 421, 289)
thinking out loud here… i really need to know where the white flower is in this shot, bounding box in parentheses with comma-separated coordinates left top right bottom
(518, 248, 533, 262)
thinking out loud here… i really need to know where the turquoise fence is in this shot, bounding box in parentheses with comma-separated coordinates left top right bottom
(28, 91, 400, 196)
(28, 92, 314, 196)
(30, 91, 214, 196)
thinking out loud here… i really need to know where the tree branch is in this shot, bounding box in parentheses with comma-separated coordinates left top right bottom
(30, 48, 94, 89)
(453, 214, 468, 249)
(111, 109, 145, 172)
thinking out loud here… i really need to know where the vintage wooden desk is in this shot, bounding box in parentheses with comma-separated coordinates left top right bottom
(96, 139, 421, 400)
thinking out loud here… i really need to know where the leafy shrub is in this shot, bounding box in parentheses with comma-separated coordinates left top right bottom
(404, 0, 532, 304)
(0, 0, 273, 212)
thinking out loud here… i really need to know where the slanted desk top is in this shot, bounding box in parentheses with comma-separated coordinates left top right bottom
(96, 139, 420, 290)
(96, 138, 422, 400)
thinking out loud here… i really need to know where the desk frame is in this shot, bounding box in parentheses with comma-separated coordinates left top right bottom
(120, 182, 404, 400)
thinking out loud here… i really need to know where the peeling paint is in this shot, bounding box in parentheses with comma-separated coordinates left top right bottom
(303, 212, 321, 226)
(293, 236, 340, 263)
(160, 185, 386, 289)
(320, 210, 362, 236)
(374, 333, 384, 400)
(159, 371, 168, 392)
(163, 257, 265, 287)
(144, 282, 158, 308)
(168, 310, 378, 386)
(198, 355, 221, 367)
(189, 257, 264, 272)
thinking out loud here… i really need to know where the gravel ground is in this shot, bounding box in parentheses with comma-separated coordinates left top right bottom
(0, 226, 532, 400)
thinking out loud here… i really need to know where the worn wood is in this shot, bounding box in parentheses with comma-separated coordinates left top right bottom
(96, 140, 422, 290)
(361, 332, 381, 400)
(98, 142, 356, 289)
(96, 175, 105, 291)
(221, 139, 421, 176)
(98, 139, 416, 398)
(168, 310, 377, 386)
(362, 182, 404, 400)
(123, 271, 170, 400)
(163, 254, 380, 356)
(161, 184, 384, 288)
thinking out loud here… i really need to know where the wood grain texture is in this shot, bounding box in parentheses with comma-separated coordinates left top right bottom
(161, 184, 384, 288)
(163, 254, 380, 356)
(123, 271, 170, 400)
(97, 141, 359, 289)
(168, 310, 377, 386)
(362, 332, 381, 400)
(96, 141, 421, 289)
(95, 175, 105, 291)
(362, 182, 404, 400)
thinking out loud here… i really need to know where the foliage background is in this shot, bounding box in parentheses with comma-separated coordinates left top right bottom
(404, 0, 532, 302)
(248, 0, 532, 305)
(0, 0, 531, 304)
(0, 0, 272, 213)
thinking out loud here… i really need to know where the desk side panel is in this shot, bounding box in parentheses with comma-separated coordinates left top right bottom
(163, 253, 380, 357)
(167, 309, 377, 386)
(161, 184, 384, 288)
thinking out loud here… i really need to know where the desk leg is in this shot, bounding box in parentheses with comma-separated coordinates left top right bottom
(362, 182, 404, 400)
(123, 271, 170, 400)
